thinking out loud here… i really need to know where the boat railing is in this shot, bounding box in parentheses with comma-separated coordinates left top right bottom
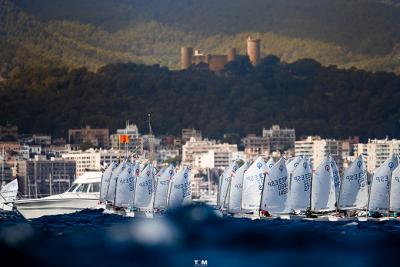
(17, 193, 56, 199)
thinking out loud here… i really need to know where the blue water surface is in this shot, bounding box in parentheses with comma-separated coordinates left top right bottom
(0, 205, 399, 267)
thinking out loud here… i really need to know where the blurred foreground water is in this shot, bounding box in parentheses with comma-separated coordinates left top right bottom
(1, 205, 400, 267)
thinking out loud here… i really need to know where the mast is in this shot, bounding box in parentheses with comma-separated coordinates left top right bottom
(258, 171, 267, 216)
(34, 161, 38, 199)
(1, 146, 4, 187)
(132, 163, 139, 210)
(28, 175, 31, 199)
(148, 114, 154, 164)
(309, 167, 313, 212)
(152, 168, 158, 211)
(388, 172, 392, 218)
(49, 172, 52, 196)
(208, 168, 212, 196)
(223, 172, 232, 211)
(125, 120, 129, 159)
(216, 170, 220, 207)
(337, 168, 344, 213)
(288, 169, 293, 212)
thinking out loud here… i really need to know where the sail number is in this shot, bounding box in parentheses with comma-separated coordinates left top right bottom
(246, 173, 265, 190)
(139, 180, 154, 195)
(293, 173, 311, 192)
(119, 176, 135, 191)
(345, 171, 366, 189)
(267, 176, 288, 196)
(174, 182, 191, 198)
(375, 175, 389, 183)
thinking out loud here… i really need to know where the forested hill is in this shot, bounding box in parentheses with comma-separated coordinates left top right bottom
(1, 57, 399, 141)
(1, 0, 400, 76)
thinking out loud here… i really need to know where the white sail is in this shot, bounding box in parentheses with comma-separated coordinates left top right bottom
(288, 157, 312, 211)
(311, 157, 336, 212)
(168, 166, 191, 208)
(369, 154, 398, 212)
(390, 164, 400, 211)
(242, 156, 267, 211)
(329, 156, 341, 200)
(133, 164, 155, 209)
(286, 156, 302, 178)
(218, 161, 239, 209)
(260, 157, 289, 213)
(0, 179, 18, 203)
(154, 164, 175, 210)
(106, 161, 126, 203)
(266, 157, 275, 172)
(227, 162, 249, 214)
(338, 155, 368, 210)
(114, 161, 136, 207)
(100, 162, 117, 203)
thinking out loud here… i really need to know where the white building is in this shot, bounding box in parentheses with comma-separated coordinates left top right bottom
(182, 138, 238, 169)
(32, 135, 52, 146)
(295, 136, 342, 170)
(61, 149, 127, 176)
(100, 149, 124, 166)
(110, 123, 142, 153)
(43, 144, 72, 157)
(61, 149, 101, 176)
(358, 139, 400, 173)
(19, 145, 30, 160)
(157, 149, 180, 163)
(262, 125, 295, 151)
(182, 128, 202, 144)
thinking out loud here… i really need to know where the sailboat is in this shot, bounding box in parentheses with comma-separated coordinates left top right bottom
(368, 154, 398, 219)
(337, 154, 368, 220)
(168, 166, 192, 208)
(241, 156, 267, 217)
(227, 162, 249, 216)
(389, 164, 400, 217)
(153, 164, 175, 211)
(260, 157, 289, 218)
(309, 156, 337, 220)
(114, 161, 136, 211)
(131, 163, 155, 217)
(100, 162, 117, 205)
(217, 161, 239, 210)
(330, 155, 341, 200)
(105, 160, 127, 205)
(0, 179, 19, 211)
(287, 157, 312, 218)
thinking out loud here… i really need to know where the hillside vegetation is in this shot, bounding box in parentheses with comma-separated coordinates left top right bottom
(1, 58, 399, 140)
(1, 0, 400, 75)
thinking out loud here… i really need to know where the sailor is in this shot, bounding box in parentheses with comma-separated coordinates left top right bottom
(261, 210, 271, 217)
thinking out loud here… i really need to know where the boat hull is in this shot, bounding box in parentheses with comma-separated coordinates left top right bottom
(15, 197, 100, 219)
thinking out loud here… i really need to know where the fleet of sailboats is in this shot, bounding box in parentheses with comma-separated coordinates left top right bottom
(100, 159, 192, 217)
(217, 153, 400, 221)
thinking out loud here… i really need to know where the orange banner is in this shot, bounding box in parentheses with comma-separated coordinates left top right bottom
(119, 134, 130, 143)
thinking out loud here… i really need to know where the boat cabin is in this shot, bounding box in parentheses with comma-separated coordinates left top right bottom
(66, 171, 102, 194)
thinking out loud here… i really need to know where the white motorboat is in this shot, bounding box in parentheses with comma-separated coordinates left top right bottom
(15, 171, 102, 219)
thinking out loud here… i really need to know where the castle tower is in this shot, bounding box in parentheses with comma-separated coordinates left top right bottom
(227, 48, 236, 62)
(181, 47, 193, 70)
(247, 37, 261, 66)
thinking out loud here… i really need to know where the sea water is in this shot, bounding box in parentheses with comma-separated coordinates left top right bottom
(0, 205, 399, 267)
